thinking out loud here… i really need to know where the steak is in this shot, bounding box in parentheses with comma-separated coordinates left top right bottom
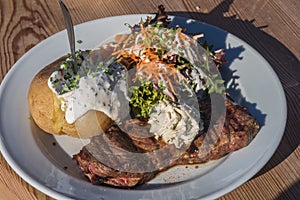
(73, 96, 259, 188)
(72, 5, 260, 188)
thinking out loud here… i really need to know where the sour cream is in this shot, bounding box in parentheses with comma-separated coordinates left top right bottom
(48, 56, 129, 124)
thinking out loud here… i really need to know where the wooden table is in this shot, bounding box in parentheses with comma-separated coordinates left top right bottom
(0, 0, 299, 199)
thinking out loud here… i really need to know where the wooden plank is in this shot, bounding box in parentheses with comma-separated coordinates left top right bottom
(0, 155, 39, 200)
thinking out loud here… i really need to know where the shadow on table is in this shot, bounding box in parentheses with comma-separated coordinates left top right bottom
(166, 0, 300, 176)
(276, 180, 300, 200)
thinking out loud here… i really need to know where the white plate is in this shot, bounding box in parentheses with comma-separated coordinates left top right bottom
(0, 15, 287, 200)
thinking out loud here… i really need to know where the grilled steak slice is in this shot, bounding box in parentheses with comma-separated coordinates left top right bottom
(73, 147, 157, 187)
(177, 100, 259, 164)
(73, 124, 159, 187)
(73, 97, 259, 188)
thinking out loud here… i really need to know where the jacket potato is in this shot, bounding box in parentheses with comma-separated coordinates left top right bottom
(28, 55, 112, 138)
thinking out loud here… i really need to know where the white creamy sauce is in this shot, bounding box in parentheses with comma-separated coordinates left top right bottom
(148, 99, 202, 148)
(48, 57, 129, 124)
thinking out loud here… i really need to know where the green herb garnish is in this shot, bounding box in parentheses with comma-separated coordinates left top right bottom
(129, 81, 170, 119)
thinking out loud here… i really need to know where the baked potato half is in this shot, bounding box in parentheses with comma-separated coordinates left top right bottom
(28, 56, 112, 138)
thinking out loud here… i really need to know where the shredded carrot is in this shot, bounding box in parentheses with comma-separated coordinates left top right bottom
(112, 26, 192, 97)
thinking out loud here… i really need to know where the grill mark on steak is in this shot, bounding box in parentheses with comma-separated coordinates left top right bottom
(73, 96, 259, 188)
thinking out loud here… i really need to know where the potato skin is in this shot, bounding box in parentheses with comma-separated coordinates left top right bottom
(28, 56, 112, 138)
